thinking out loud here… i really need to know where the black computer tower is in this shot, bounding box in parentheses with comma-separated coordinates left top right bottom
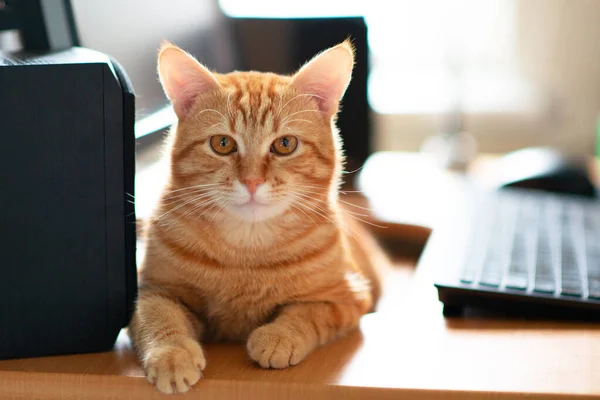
(0, 47, 136, 359)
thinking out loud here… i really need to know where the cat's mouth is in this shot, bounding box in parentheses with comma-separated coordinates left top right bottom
(229, 201, 273, 222)
(227, 197, 290, 222)
(238, 199, 270, 209)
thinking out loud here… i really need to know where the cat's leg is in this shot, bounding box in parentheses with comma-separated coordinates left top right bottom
(129, 288, 206, 394)
(247, 299, 369, 369)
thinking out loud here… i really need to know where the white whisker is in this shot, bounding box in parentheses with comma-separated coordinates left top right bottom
(289, 194, 333, 223)
(206, 121, 230, 132)
(287, 192, 346, 232)
(288, 190, 330, 208)
(342, 164, 365, 175)
(294, 197, 363, 242)
(200, 196, 228, 221)
(161, 188, 220, 202)
(281, 118, 314, 128)
(289, 203, 319, 228)
(197, 108, 228, 121)
(157, 191, 217, 223)
(344, 215, 388, 229)
(339, 190, 364, 194)
(159, 189, 223, 207)
(180, 196, 221, 220)
(162, 183, 221, 195)
(337, 198, 373, 211)
(278, 93, 325, 115)
(288, 183, 330, 190)
(288, 186, 373, 214)
(287, 187, 332, 198)
(288, 184, 363, 195)
(289, 189, 368, 217)
(213, 200, 229, 218)
(281, 109, 323, 124)
(288, 190, 381, 235)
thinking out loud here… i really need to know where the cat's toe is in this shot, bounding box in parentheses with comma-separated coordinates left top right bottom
(247, 324, 310, 369)
(145, 339, 205, 394)
(181, 337, 207, 371)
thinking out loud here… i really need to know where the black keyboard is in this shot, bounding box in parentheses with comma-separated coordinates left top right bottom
(434, 189, 600, 318)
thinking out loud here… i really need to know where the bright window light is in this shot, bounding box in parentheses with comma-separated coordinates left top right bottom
(368, 67, 538, 114)
(218, 0, 364, 18)
(135, 106, 176, 139)
(367, 0, 538, 114)
(218, 0, 539, 115)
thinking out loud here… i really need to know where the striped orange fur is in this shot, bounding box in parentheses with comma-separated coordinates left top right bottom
(128, 40, 385, 394)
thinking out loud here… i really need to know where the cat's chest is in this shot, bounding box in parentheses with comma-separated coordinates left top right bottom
(191, 268, 297, 340)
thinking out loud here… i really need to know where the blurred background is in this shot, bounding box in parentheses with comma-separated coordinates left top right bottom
(1, 0, 599, 225)
(70, 0, 600, 155)
(3, 0, 597, 154)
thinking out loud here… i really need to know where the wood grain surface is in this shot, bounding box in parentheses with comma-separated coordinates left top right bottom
(1, 253, 599, 399)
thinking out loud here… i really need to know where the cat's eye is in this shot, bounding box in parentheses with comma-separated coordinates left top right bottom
(271, 136, 298, 156)
(210, 135, 237, 155)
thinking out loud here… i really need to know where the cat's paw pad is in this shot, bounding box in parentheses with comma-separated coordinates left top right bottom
(247, 324, 311, 369)
(145, 338, 206, 394)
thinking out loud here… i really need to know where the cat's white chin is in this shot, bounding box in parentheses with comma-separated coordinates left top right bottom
(227, 200, 289, 222)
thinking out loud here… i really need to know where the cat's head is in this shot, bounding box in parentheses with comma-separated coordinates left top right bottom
(158, 41, 354, 223)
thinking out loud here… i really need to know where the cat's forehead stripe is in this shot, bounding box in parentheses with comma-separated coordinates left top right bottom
(223, 74, 284, 131)
(261, 78, 278, 128)
(228, 77, 247, 127)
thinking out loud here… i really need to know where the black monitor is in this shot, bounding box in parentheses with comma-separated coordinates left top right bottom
(0, 0, 79, 50)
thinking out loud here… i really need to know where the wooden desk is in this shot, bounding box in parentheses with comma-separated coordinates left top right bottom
(2, 153, 600, 399)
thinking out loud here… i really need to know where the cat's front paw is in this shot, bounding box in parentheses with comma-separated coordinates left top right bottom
(247, 323, 313, 369)
(144, 338, 206, 394)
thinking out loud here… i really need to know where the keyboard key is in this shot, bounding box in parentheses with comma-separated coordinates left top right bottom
(588, 256, 600, 279)
(505, 275, 527, 290)
(533, 280, 555, 294)
(561, 287, 583, 297)
(585, 210, 600, 299)
(460, 271, 475, 284)
(585, 213, 600, 287)
(561, 247, 578, 274)
(535, 223, 555, 294)
(588, 256, 600, 273)
(588, 279, 600, 300)
(561, 278, 582, 297)
(560, 210, 584, 298)
(479, 270, 502, 287)
(480, 278, 502, 287)
(459, 198, 496, 285)
(476, 198, 517, 288)
(506, 208, 533, 290)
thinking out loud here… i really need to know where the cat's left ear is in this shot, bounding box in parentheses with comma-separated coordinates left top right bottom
(291, 40, 355, 118)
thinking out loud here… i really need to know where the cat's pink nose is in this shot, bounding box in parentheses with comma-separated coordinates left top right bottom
(243, 178, 265, 195)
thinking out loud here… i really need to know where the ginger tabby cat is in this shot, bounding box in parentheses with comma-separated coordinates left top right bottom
(129, 40, 385, 394)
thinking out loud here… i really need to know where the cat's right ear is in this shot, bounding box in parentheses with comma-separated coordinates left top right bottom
(291, 40, 355, 118)
(157, 42, 220, 118)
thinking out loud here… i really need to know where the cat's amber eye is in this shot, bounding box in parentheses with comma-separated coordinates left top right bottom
(271, 136, 298, 156)
(210, 135, 237, 155)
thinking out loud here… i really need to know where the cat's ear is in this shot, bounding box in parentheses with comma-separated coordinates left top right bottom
(291, 40, 355, 117)
(157, 42, 220, 118)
